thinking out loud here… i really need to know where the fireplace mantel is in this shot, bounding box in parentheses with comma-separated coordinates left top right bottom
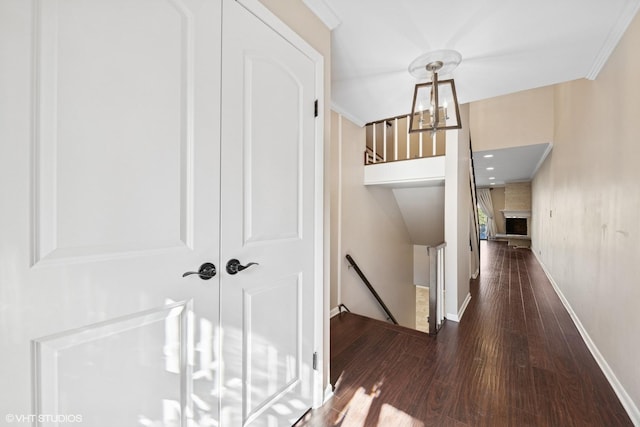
(501, 210, 531, 218)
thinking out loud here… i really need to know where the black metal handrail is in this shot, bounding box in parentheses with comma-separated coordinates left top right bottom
(469, 137, 480, 252)
(345, 254, 398, 325)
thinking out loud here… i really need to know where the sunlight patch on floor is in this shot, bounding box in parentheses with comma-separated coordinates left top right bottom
(334, 381, 424, 427)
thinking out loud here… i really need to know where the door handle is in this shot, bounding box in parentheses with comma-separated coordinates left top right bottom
(182, 262, 217, 280)
(226, 259, 259, 275)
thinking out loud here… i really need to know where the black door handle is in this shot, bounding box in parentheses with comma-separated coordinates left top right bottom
(226, 259, 259, 275)
(182, 262, 217, 280)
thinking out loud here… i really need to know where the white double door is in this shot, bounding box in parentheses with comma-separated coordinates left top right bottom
(0, 0, 320, 425)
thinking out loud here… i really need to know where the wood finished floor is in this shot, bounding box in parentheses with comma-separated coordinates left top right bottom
(296, 241, 632, 426)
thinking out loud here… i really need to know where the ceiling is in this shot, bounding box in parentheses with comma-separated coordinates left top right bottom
(303, 0, 640, 127)
(473, 143, 552, 188)
(302, 0, 639, 186)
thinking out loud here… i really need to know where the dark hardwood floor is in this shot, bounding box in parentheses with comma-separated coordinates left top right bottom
(296, 241, 632, 426)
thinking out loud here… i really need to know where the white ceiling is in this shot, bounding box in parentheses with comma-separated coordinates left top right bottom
(305, 0, 640, 127)
(303, 0, 639, 186)
(473, 143, 552, 188)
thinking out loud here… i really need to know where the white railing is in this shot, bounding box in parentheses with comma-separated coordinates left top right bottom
(365, 114, 446, 165)
(428, 242, 446, 334)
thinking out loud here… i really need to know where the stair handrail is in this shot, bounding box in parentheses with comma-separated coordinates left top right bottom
(468, 136, 481, 281)
(364, 145, 384, 165)
(345, 254, 398, 325)
(469, 137, 480, 250)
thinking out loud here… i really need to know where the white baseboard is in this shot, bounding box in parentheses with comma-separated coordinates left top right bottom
(446, 292, 472, 323)
(533, 251, 640, 426)
(329, 306, 340, 318)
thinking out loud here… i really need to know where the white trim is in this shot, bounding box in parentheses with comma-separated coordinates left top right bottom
(237, 0, 324, 62)
(301, 0, 341, 30)
(586, 1, 640, 80)
(330, 306, 340, 318)
(501, 209, 531, 218)
(336, 114, 343, 308)
(237, 0, 327, 411)
(364, 156, 445, 187)
(331, 102, 366, 127)
(313, 56, 326, 410)
(533, 251, 640, 426)
(530, 142, 553, 178)
(446, 292, 471, 322)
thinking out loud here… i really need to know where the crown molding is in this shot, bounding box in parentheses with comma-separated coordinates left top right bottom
(331, 102, 366, 127)
(586, 0, 640, 80)
(302, 0, 341, 30)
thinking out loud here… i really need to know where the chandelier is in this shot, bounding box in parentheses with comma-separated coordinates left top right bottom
(408, 50, 462, 133)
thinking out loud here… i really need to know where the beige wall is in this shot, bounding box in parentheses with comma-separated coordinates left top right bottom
(504, 182, 531, 210)
(532, 12, 640, 418)
(470, 85, 554, 151)
(335, 111, 415, 328)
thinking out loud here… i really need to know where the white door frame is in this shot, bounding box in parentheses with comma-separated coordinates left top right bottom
(235, 0, 326, 409)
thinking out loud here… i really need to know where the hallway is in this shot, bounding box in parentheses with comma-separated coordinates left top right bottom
(297, 241, 632, 426)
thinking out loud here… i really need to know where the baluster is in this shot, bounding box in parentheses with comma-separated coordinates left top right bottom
(432, 132, 437, 156)
(383, 121, 387, 162)
(372, 122, 377, 163)
(406, 115, 410, 160)
(394, 118, 398, 161)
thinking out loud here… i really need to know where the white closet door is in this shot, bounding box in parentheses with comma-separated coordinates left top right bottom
(0, 0, 222, 425)
(219, 1, 319, 425)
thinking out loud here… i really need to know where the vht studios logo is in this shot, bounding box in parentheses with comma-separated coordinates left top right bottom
(6, 414, 83, 423)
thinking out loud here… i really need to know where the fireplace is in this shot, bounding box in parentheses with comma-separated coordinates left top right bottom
(499, 210, 531, 240)
(506, 218, 527, 236)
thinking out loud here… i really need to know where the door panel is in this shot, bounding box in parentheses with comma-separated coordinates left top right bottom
(34, 301, 190, 425)
(34, 0, 193, 263)
(244, 275, 301, 416)
(244, 55, 302, 244)
(220, 1, 317, 425)
(0, 0, 221, 424)
(1, 0, 318, 424)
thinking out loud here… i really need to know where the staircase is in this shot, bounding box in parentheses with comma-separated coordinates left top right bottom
(358, 109, 479, 326)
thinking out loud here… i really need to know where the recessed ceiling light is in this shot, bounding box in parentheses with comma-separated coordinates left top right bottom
(489, 177, 495, 180)
(486, 167, 494, 170)
(490, 183, 496, 185)
(483, 154, 494, 158)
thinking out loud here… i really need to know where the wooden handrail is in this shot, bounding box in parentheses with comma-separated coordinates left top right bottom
(364, 113, 446, 165)
(364, 145, 384, 165)
(345, 254, 398, 325)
